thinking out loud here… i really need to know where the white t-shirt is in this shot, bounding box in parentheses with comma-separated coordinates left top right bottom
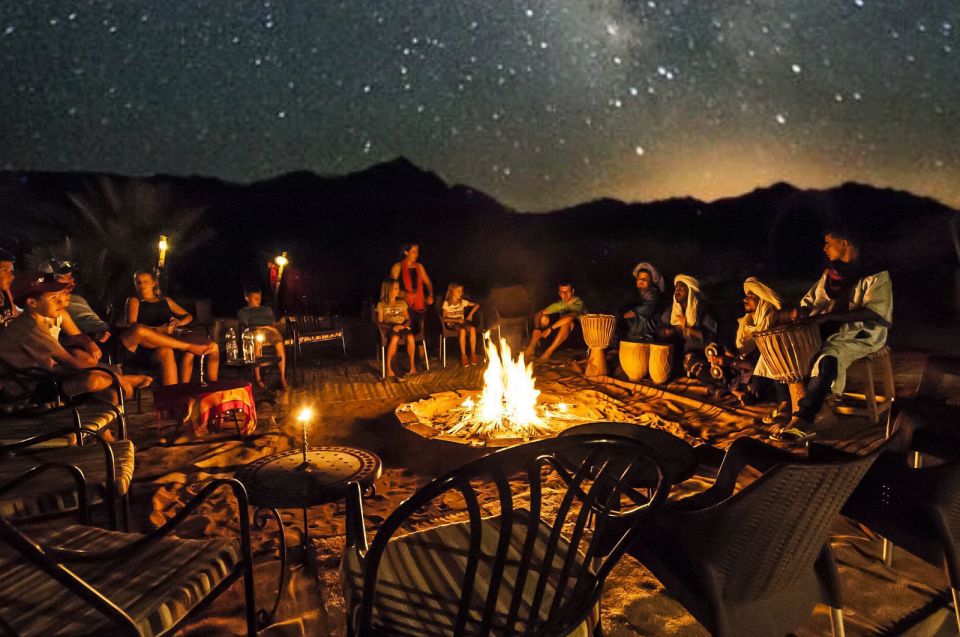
(442, 299, 476, 322)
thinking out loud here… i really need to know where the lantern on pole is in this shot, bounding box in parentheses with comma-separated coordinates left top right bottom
(272, 251, 289, 309)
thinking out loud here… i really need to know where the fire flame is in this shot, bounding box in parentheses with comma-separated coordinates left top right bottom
(444, 333, 558, 439)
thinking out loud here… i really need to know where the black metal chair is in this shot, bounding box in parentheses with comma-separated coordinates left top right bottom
(0, 361, 127, 445)
(0, 426, 134, 531)
(833, 429, 960, 633)
(341, 434, 668, 636)
(627, 437, 881, 637)
(0, 478, 256, 636)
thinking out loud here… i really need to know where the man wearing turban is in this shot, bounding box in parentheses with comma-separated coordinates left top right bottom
(660, 274, 719, 384)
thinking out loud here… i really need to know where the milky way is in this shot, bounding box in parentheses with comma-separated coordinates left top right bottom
(2, 1, 958, 210)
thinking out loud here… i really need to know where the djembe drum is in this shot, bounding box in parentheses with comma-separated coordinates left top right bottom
(619, 341, 651, 382)
(580, 314, 617, 377)
(754, 322, 822, 412)
(649, 343, 674, 385)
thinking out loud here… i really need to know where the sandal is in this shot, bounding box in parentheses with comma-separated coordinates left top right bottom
(770, 426, 817, 443)
(762, 406, 790, 425)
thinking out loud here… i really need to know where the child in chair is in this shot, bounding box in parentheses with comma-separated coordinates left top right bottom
(441, 283, 480, 366)
(238, 286, 287, 389)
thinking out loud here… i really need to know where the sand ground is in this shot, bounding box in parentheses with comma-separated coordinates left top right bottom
(29, 347, 958, 636)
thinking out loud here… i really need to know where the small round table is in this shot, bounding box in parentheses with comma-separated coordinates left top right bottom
(236, 446, 382, 625)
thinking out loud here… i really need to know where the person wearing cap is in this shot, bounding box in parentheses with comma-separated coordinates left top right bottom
(659, 274, 719, 383)
(619, 261, 664, 343)
(48, 262, 213, 386)
(0, 249, 18, 329)
(0, 273, 152, 421)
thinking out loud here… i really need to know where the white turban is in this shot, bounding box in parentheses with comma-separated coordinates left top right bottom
(736, 277, 782, 350)
(631, 262, 665, 292)
(670, 274, 701, 328)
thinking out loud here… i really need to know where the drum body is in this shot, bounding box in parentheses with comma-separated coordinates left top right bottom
(579, 314, 617, 349)
(580, 314, 616, 377)
(649, 343, 674, 385)
(754, 323, 822, 383)
(619, 341, 650, 382)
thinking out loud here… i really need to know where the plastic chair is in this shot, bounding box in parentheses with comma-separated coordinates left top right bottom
(833, 429, 960, 633)
(372, 309, 429, 379)
(485, 285, 532, 345)
(341, 434, 668, 636)
(627, 437, 881, 637)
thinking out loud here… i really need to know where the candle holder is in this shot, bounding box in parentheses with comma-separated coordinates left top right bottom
(296, 406, 315, 471)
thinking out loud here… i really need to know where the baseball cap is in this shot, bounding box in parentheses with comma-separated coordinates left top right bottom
(39, 259, 77, 276)
(11, 271, 70, 304)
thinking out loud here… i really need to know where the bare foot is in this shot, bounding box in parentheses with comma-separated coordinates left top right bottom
(128, 374, 153, 389)
(187, 342, 217, 356)
(279, 379, 289, 390)
(538, 351, 553, 362)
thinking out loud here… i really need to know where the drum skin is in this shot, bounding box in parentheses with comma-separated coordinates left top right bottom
(580, 314, 617, 349)
(619, 341, 651, 381)
(649, 343, 674, 384)
(754, 322, 822, 384)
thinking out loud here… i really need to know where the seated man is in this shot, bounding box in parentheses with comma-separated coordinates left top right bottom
(659, 274, 719, 384)
(0, 273, 153, 430)
(706, 277, 789, 407)
(237, 285, 287, 389)
(774, 228, 893, 442)
(0, 248, 18, 328)
(619, 261, 664, 343)
(524, 281, 586, 361)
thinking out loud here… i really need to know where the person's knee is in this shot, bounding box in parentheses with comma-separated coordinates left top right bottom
(819, 355, 839, 377)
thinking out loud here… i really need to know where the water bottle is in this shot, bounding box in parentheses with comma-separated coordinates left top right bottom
(226, 327, 239, 362)
(241, 328, 255, 362)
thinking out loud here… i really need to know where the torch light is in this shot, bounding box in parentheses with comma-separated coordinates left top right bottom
(157, 235, 169, 269)
(272, 251, 289, 303)
(296, 406, 314, 468)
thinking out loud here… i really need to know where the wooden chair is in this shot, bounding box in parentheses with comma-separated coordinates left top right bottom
(0, 478, 257, 636)
(341, 434, 668, 636)
(0, 426, 134, 531)
(832, 345, 895, 424)
(627, 437, 881, 637)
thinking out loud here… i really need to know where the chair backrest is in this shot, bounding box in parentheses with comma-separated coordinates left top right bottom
(698, 450, 878, 604)
(486, 285, 532, 320)
(355, 434, 667, 637)
(192, 299, 214, 326)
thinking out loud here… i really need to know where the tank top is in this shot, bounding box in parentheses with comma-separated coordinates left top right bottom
(136, 298, 174, 327)
(400, 263, 426, 312)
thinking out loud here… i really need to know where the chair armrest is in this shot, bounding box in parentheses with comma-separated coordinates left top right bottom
(0, 462, 92, 525)
(58, 367, 126, 412)
(706, 437, 804, 499)
(44, 478, 252, 563)
(0, 424, 105, 452)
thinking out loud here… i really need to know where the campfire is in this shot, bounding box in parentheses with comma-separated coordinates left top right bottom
(397, 333, 624, 446)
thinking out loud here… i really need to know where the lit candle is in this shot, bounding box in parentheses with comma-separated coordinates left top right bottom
(297, 406, 314, 464)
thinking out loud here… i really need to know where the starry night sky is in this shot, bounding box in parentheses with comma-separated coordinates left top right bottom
(2, 1, 958, 211)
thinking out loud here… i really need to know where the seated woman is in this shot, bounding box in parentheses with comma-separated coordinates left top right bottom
(125, 270, 219, 384)
(376, 279, 416, 380)
(441, 283, 480, 366)
(619, 261, 664, 343)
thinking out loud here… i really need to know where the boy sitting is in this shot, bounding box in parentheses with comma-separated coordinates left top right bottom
(237, 286, 288, 389)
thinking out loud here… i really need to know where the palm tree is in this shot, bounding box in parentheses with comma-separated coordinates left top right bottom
(62, 176, 215, 318)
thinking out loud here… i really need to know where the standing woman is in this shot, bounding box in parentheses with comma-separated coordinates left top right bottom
(389, 243, 434, 340)
(126, 270, 219, 383)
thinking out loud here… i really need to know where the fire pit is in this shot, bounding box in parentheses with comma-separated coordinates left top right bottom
(396, 335, 658, 447)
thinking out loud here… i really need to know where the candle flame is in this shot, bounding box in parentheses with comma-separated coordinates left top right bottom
(297, 406, 314, 423)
